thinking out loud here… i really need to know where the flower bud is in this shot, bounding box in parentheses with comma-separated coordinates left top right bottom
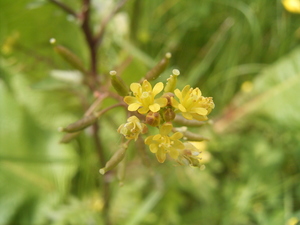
(176, 142, 202, 168)
(99, 143, 128, 175)
(162, 108, 175, 122)
(118, 116, 148, 140)
(145, 111, 161, 127)
(110, 71, 129, 96)
(144, 52, 171, 81)
(54, 45, 87, 74)
(161, 92, 174, 106)
(164, 69, 180, 93)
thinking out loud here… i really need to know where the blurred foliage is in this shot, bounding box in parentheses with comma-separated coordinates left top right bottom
(1, 0, 300, 224)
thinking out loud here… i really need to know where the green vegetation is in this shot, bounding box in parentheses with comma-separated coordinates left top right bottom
(1, 0, 300, 224)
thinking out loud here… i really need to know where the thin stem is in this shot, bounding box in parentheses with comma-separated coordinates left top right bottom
(48, 0, 77, 17)
(80, 0, 99, 84)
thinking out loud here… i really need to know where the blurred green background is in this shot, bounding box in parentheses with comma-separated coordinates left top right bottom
(1, 0, 300, 224)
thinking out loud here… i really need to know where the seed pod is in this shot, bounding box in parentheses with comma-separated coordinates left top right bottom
(145, 111, 161, 127)
(99, 143, 128, 175)
(110, 71, 129, 96)
(54, 45, 88, 74)
(60, 131, 81, 143)
(182, 130, 209, 142)
(144, 52, 171, 81)
(59, 113, 99, 133)
(117, 157, 126, 186)
(164, 69, 180, 93)
(173, 115, 207, 127)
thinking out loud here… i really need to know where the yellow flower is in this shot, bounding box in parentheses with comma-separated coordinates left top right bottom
(171, 85, 214, 121)
(177, 142, 203, 167)
(145, 123, 184, 163)
(124, 80, 168, 114)
(117, 116, 148, 141)
(282, 0, 300, 13)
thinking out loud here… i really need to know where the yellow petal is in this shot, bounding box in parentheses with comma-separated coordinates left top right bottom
(171, 97, 179, 108)
(156, 150, 166, 163)
(155, 97, 168, 107)
(145, 136, 153, 145)
(182, 112, 193, 120)
(195, 107, 208, 115)
(127, 116, 138, 122)
(153, 134, 161, 140)
(192, 114, 208, 121)
(149, 103, 160, 112)
(169, 147, 179, 159)
(124, 96, 139, 105)
(152, 82, 164, 96)
(174, 89, 182, 100)
(149, 144, 158, 153)
(128, 103, 141, 111)
(159, 123, 173, 136)
(178, 104, 187, 112)
(173, 140, 185, 149)
(171, 132, 183, 140)
(130, 83, 141, 93)
(182, 85, 191, 97)
(142, 80, 152, 92)
(138, 106, 149, 114)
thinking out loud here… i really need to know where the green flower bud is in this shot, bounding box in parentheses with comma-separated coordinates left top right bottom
(144, 52, 171, 81)
(145, 111, 161, 127)
(164, 69, 180, 93)
(99, 143, 128, 175)
(54, 45, 88, 74)
(110, 71, 129, 96)
(163, 108, 176, 122)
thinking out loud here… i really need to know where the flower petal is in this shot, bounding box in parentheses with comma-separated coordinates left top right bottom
(149, 103, 160, 112)
(124, 96, 139, 105)
(130, 83, 141, 94)
(145, 136, 153, 145)
(156, 150, 166, 163)
(171, 97, 179, 108)
(142, 80, 152, 92)
(153, 134, 161, 140)
(174, 89, 182, 100)
(178, 104, 187, 112)
(182, 112, 193, 120)
(149, 144, 158, 153)
(182, 85, 191, 97)
(169, 147, 179, 159)
(171, 132, 183, 140)
(173, 140, 185, 149)
(152, 82, 164, 96)
(155, 97, 168, 107)
(128, 103, 141, 111)
(138, 106, 149, 114)
(159, 123, 173, 136)
(194, 107, 208, 115)
(192, 113, 208, 121)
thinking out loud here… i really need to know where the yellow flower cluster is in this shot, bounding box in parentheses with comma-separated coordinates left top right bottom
(117, 70, 214, 166)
